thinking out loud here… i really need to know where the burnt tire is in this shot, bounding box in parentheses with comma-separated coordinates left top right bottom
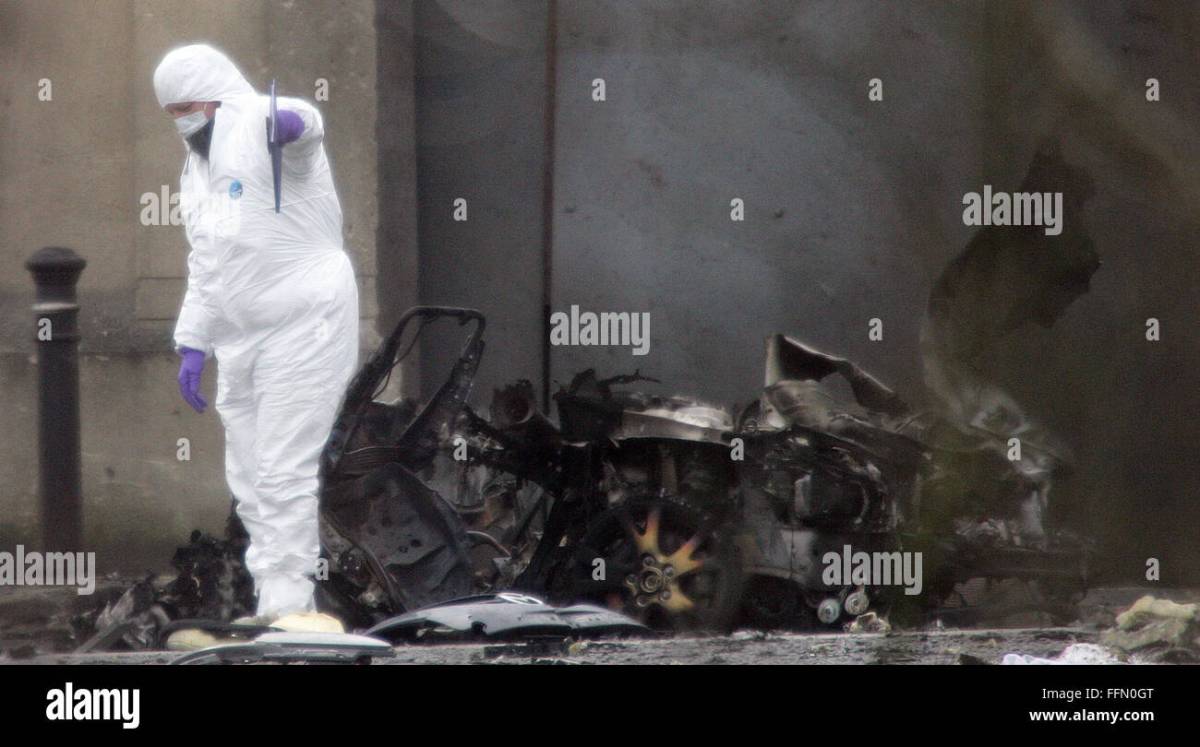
(555, 498, 745, 633)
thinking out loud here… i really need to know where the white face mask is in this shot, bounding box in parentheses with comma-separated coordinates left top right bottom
(173, 109, 210, 137)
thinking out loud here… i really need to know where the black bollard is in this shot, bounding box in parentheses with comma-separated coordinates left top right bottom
(25, 247, 87, 552)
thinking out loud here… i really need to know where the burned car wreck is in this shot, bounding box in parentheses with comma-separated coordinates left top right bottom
(310, 303, 1090, 636)
(68, 305, 1090, 651)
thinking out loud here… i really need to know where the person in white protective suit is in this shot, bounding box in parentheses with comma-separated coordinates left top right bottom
(153, 44, 359, 619)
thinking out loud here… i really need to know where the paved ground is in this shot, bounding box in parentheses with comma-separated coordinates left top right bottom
(3, 626, 1098, 665)
(2, 584, 1193, 665)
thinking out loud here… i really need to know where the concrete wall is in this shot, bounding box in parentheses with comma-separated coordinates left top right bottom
(407, 0, 989, 405)
(550, 0, 987, 403)
(0, 0, 383, 570)
(410, 0, 549, 399)
(376, 0, 423, 397)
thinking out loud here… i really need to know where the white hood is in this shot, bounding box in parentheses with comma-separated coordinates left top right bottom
(153, 44, 256, 107)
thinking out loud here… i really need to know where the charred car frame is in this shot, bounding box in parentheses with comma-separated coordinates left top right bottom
(315, 306, 1090, 633)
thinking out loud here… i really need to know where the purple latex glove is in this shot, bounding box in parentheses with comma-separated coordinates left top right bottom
(266, 109, 305, 146)
(178, 346, 208, 413)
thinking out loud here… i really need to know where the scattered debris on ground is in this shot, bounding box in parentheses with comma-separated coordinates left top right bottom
(68, 510, 255, 653)
(847, 612, 891, 634)
(1100, 595, 1200, 663)
(991, 593, 1200, 665)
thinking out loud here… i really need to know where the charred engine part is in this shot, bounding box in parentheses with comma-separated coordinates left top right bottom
(490, 379, 562, 454)
(733, 391, 913, 625)
(739, 334, 928, 538)
(740, 428, 899, 533)
(554, 368, 738, 508)
(451, 379, 565, 494)
(555, 368, 730, 445)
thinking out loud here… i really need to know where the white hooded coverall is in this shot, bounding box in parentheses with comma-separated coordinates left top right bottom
(154, 45, 359, 617)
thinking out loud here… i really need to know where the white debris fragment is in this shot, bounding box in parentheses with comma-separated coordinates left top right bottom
(1001, 642, 1120, 665)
